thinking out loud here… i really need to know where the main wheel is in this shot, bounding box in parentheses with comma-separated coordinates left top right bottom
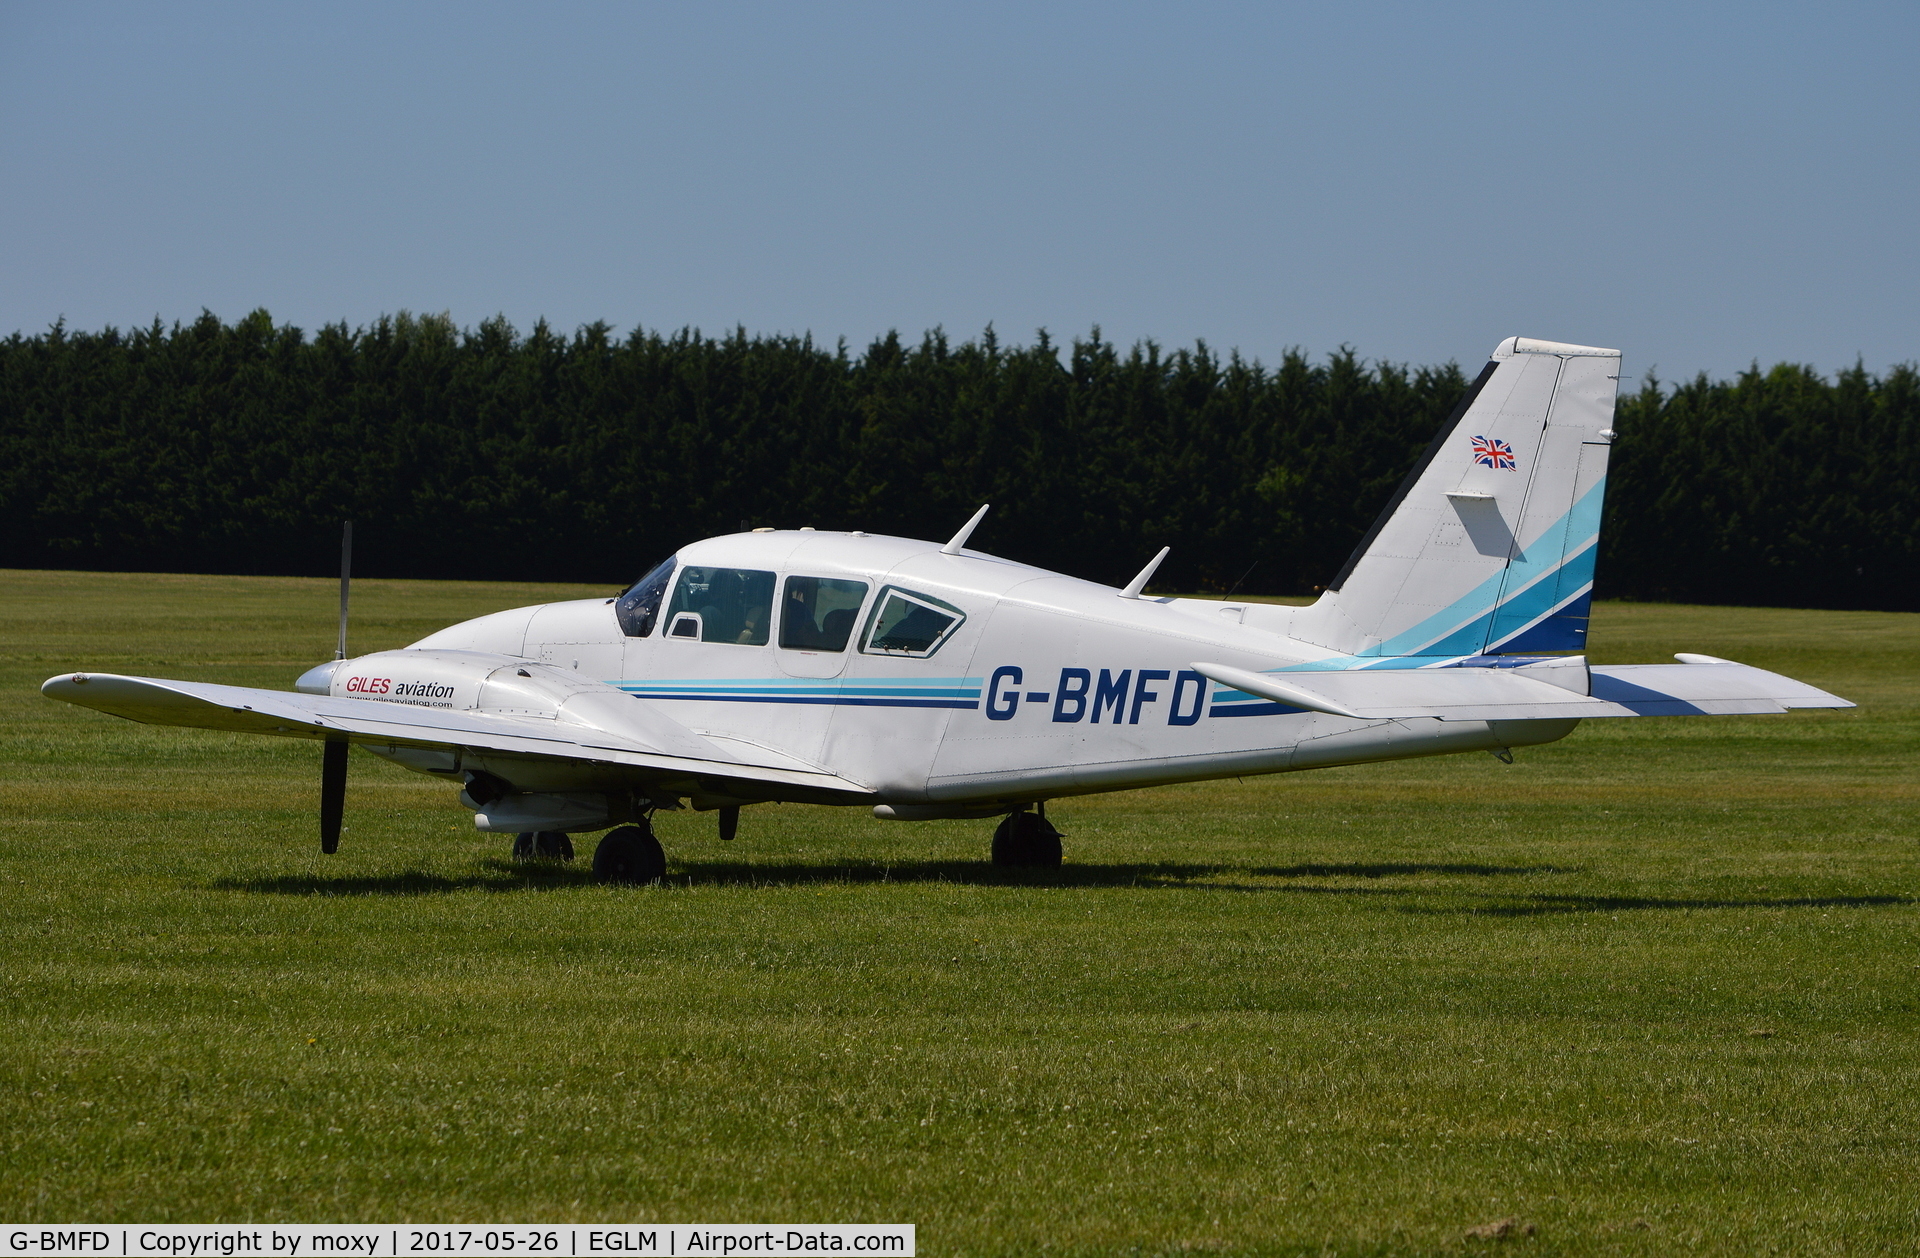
(593, 823, 666, 885)
(991, 811, 1063, 869)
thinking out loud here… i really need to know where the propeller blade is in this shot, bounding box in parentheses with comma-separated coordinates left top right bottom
(319, 521, 353, 853)
(320, 736, 348, 853)
(336, 520, 353, 661)
(718, 805, 739, 841)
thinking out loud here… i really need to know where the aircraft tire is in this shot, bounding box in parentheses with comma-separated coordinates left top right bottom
(593, 823, 666, 885)
(512, 831, 575, 862)
(991, 811, 1062, 869)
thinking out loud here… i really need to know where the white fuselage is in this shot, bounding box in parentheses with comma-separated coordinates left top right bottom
(343, 530, 1575, 810)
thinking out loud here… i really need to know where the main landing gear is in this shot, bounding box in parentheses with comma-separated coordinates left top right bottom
(992, 805, 1063, 869)
(585, 803, 730, 886)
(593, 820, 667, 885)
(511, 831, 574, 862)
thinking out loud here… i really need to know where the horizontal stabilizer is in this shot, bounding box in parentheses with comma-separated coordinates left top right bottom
(1191, 658, 1852, 722)
(1193, 659, 1616, 720)
(1590, 660, 1854, 715)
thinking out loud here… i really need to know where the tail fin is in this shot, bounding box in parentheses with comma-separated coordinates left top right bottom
(1290, 336, 1619, 662)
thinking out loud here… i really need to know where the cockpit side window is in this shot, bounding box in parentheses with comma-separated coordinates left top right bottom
(859, 586, 967, 658)
(780, 577, 870, 652)
(615, 556, 677, 637)
(665, 566, 777, 645)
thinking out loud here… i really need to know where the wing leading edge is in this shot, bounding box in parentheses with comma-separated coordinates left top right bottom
(41, 672, 874, 804)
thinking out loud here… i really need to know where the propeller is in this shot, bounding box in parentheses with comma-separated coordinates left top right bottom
(320, 520, 351, 854)
(320, 738, 347, 854)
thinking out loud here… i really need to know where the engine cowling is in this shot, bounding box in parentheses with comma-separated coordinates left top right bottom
(294, 649, 716, 760)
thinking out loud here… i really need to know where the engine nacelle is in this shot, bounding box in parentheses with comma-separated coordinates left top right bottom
(295, 649, 717, 760)
(299, 649, 559, 713)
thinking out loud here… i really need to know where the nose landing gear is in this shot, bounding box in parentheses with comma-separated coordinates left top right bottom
(511, 831, 575, 862)
(991, 805, 1062, 869)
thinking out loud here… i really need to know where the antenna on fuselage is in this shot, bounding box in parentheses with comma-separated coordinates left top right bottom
(1119, 546, 1170, 600)
(940, 503, 991, 555)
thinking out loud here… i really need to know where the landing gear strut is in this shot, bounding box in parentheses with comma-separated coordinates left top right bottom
(511, 831, 574, 862)
(593, 820, 667, 885)
(991, 805, 1062, 869)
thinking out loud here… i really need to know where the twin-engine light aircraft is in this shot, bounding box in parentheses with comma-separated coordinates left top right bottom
(45, 337, 1851, 883)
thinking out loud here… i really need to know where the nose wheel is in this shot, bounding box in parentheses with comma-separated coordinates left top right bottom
(991, 808, 1062, 869)
(511, 831, 574, 862)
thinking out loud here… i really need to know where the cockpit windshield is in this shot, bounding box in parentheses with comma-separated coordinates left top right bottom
(614, 556, 676, 637)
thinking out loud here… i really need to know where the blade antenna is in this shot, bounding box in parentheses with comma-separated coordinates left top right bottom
(1119, 546, 1171, 600)
(940, 504, 990, 556)
(336, 520, 352, 660)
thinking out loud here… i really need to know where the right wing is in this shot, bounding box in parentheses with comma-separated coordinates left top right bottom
(41, 672, 874, 805)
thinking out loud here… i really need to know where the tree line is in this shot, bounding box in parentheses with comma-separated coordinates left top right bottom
(1, 309, 1913, 611)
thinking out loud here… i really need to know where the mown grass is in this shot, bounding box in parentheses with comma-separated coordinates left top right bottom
(2, 569, 1915, 1254)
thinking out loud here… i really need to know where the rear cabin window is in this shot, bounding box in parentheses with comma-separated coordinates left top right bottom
(780, 577, 870, 652)
(665, 567, 776, 645)
(614, 556, 676, 637)
(860, 587, 966, 658)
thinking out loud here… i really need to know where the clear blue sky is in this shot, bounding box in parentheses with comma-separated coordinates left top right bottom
(3, 1, 1914, 382)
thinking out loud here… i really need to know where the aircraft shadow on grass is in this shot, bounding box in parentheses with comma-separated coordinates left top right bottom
(211, 858, 1575, 897)
(1263, 883, 1914, 915)
(207, 868, 591, 896)
(207, 862, 1911, 914)
(213, 860, 1237, 895)
(1412, 891, 1915, 917)
(1252, 862, 1572, 878)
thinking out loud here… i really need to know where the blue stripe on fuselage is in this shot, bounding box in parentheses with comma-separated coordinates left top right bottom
(614, 676, 983, 710)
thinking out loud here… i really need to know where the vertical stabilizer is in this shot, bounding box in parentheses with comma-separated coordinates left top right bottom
(1289, 336, 1620, 663)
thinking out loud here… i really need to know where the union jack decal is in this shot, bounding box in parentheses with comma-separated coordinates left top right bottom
(1471, 434, 1516, 470)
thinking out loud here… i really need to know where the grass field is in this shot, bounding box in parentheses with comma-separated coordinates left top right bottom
(2, 569, 1916, 1253)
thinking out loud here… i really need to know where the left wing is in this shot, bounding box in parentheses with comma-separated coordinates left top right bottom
(42, 672, 874, 804)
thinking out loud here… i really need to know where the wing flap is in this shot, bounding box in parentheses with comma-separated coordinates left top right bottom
(42, 672, 873, 798)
